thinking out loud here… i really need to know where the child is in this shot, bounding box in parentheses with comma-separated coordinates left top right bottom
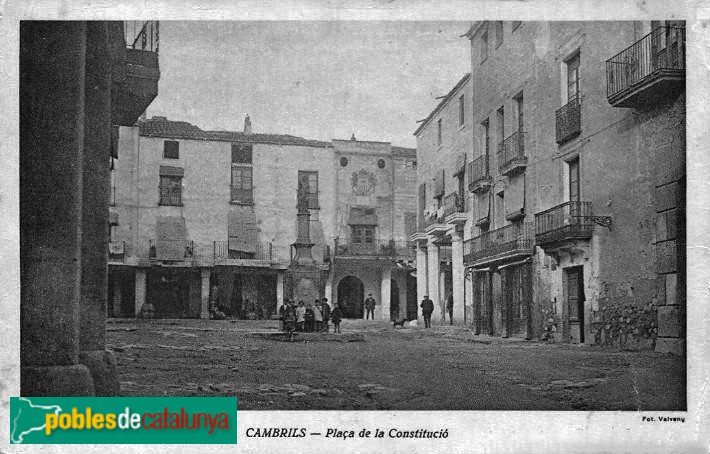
(331, 303, 343, 334)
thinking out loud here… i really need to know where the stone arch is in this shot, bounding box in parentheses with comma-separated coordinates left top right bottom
(336, 275, 365, 319)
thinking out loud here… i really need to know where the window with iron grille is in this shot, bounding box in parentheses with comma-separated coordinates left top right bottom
(159, 175, 182, 206)
(298, 170, 319, 209)
(163, 141, 179, 159)
(231, 165, 253, 203)
(351, 226, 374, 245)
(231, 143, 252, 164)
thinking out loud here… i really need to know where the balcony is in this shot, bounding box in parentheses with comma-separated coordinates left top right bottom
(463, 222, 534, 267)
(424, 211, 449, 236)
(334, 239, 414, 259)
(555, 98, 581, 144)
(467, 155, 492, 194)
(497, 131, 528, 176)
(534, 201, 593, 248)
(112, 21, 160, 126)
(214, 240, 278, 264)
(149, 239, 194, 261)
(606, 26, 685, 108)
(442, 192, 467, 225)
(108, 240, 125, 263)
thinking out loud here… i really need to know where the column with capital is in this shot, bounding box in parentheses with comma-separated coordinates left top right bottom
(450, 229, 465, 325)
(427, 237, 441, 324)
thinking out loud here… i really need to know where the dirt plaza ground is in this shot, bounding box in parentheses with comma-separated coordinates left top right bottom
(107, 318, 685, 411)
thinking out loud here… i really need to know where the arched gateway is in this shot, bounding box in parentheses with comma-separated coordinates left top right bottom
(337, 276, 364, 319)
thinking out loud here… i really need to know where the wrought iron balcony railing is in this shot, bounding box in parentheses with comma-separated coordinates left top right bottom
(467, 155, 492, 193)
(125, 21, 159, 53)
(442, 192, 465, 217)
(149, 239, 194, 259)
(606, 26, 685, 105)
(555, 98, 581, 144)
(463, 222, 534, 265)
(497, 131, 528, 175)
(534, 201, 593, 246)
(108, 240, 125, 261)
(214, 240, 275, 261)
(335, 239, 414, 258)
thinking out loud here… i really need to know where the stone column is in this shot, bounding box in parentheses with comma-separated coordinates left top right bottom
(135, 269, 147, 316)
(200, 268, 211, 319)
(380, 267, 391, 321)
(20, 22, 95, 396)
(277, 271, 285, 307)
(427, 237, 441, 324)
(450, 229, 465, 325)
(416, 243, 428, 320)
(78, 22, 119, 396)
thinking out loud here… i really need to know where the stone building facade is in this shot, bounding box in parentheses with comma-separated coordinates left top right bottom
(412, 21, 685, 354)
(109, 117, 417, 321)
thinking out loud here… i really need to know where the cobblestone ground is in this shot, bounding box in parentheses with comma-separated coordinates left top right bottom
(108, 318, 685, 410)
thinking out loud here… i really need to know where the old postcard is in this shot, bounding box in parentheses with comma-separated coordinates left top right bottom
(1, 0, 708, 452)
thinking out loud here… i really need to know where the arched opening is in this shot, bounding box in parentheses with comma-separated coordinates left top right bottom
(337, 276, 364, 319)
(390, 279, 400, 321)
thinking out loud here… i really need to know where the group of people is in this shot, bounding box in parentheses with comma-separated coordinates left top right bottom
(279, 298, 344, 335)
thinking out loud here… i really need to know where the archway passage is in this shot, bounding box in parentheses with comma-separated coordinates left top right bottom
(337, 276, 364, 319)
(390, 279, 400, 321)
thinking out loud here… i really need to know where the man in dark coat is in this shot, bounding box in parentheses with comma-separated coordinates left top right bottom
(364, 293, 376, 320)
(321, 298, 331, 332)
(421, 295, 434, 328)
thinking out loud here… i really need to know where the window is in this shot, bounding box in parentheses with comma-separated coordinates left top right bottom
(231, 166, 253, 203)
(496, 106, 505, 145)
(159, 175, 182, 206)
(458, 94, 465, 126)
(377, 159, 386, 169)
(495, 21, 504, 48)
(482, 119, 490, 174)
(437, 118, 442, 146)
(340, 157, 348, 167)
(298, 170, 319, 209)
(231, 143, 252, 164)
(566, 52, 581, 103)
(568, 157, 580, 202)
(351, 226, 374, 245)
(514, 92, 524, 133)
(512, 21, 522, 31)
(480, 31, 488, 62)
(163, 141, 179, 159)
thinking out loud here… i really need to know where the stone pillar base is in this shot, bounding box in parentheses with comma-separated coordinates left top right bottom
(21, 364, 95, 396)
(80, 350, 120, 396)
(655, 337, 686, 355)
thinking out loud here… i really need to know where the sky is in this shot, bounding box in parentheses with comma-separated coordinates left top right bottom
(147, 21, 472, 148)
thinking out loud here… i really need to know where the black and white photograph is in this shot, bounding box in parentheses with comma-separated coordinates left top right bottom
(4, 0, 709, 452)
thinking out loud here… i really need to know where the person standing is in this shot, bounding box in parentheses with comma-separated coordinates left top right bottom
(295, 301, 306, 332)
(364, 293, 376, 320)
(321, 298, 331, 332)
(313, 299, 323, 332)
(421, 295, 434, 328)
(446, 293, 454, 325)
(331, 303, 343, 334)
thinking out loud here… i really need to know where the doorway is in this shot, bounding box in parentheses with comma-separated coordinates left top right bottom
(565, 266, 586, 343)
(337, 276, 365, 319)
(390, 279, 400, 321)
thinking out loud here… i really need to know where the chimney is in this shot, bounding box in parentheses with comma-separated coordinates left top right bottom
(243, 114, 252, 134)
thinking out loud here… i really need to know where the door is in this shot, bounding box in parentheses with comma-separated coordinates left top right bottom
(565, 266, 585, 343)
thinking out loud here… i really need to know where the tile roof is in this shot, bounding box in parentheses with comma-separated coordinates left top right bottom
(139, 117, 331, 148)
